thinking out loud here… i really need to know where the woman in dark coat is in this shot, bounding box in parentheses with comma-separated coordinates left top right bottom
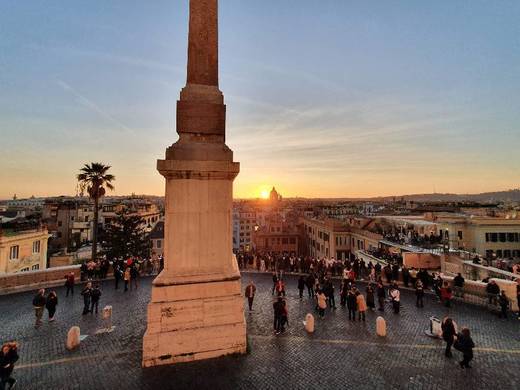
(46, 291, 58, 322)
(81, 282, 92, 315)
(441, 317, 456, 357)
(366, 284, 375, 310)
(457, 328, 475, 369)
(0, 342, 19, 389)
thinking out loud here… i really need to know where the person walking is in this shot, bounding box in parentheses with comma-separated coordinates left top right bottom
(456, 328, 475, 369)
(90, 283, 102, 314)
(244, 280, 256, 311)
(81, 282, 92, 315)
(376, 282, 386, 312)
(316, 289, 327, 319)
(324, 279, 336, 310)
(32, 289, 46, 328)
(356, 291, 367, 321)
(297, 276, 305, 299)
(498, 290, 509, 319)
(347, 288, 357, 321)
(45, 291, 58, 322)
(123, 267, 131, 292)
(441, 317, 456, 358)
(0, 342, 18, 390)
(64, 272, 75, 297)
(389, 284, 400, 314)
(415, 279, 425, 308)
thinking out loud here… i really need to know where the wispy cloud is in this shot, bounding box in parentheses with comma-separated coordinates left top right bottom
(56, 79, 134, 133)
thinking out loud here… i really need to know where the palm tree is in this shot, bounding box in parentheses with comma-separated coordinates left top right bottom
(77, 163, 115, 262)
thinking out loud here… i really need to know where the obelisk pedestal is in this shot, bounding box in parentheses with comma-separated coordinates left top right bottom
(142, 0, 246, 367)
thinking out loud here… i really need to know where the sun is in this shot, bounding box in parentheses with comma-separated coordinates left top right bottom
(260, 190, 269, 199)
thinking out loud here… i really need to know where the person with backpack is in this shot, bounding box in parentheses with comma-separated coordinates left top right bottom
(45, 291, 58, 322)
(90, 283, 102, 314)
(32, 289, 46, 327)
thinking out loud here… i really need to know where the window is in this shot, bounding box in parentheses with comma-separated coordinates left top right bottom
(20, 267, 30, 272)
(71, 216, 75, 221)
(499, 233, 506, 243)
(490, 233, 498, 242)
(289, 237, 296, 244)
(58, 221, 62, 227)
(507, 233, 515, 242)
(32, 264, 40, 271)
(504, 250, 511, 258)
(85, 216, 89, 222)
(9, 246, 19, 260)
(457, 231, 463, 240)
(157, 240, 162, 249)
(496, 250, 503, 258)
(282, 238, 288, 245)
(32, 240, 41, 253)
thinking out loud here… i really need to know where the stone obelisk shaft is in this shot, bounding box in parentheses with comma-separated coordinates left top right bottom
(187, 0, 218, 87)
(142, 0, 246, 367)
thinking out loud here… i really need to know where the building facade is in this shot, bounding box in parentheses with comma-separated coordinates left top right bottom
(0, 227, 50, 274)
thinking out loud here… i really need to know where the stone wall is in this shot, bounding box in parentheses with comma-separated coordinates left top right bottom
(0, 265, 80, 295)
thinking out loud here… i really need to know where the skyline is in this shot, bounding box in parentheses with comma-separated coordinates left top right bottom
(1, 1, 520, 199)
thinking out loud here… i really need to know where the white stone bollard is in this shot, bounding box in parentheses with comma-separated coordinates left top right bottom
(66, 326, 81, 350)
(303, 313, 315, 333)
(376, 316, 386, 337)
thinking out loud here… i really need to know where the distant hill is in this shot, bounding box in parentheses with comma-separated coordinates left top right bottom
(366, 189, 520, 203)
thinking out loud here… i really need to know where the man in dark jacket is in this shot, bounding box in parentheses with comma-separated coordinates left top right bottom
(305, 273, 315, 298)
(90, 283, 102, 314)
(81, 282, 92, 315)
(453, 273, 465, 297)
(297, 276, 305, 299)
(0, 342, 19, 389)
(32, 289, 46, 327)
(273, 297, 284, 334)
(498, 290, 509, 319)
(486, 280, 500, 305)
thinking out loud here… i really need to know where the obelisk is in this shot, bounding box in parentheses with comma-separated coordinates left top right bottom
(142, 0, 246, 367)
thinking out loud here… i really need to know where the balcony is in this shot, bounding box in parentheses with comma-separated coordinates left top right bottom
(71, 221, 91, 230)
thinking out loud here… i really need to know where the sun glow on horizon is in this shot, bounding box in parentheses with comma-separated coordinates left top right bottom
(260, 189, 269, 199)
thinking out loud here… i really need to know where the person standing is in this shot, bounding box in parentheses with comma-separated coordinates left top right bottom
(366, 284, 375, 310)
(114, 263, 122, 290)
(440, 282, 453, 308)
(347, 288, 357, 321)
(32, 289, 46, 328)
(130, 265, 139, 291)
(275, 279, 286, 297)
(81, 282, 92, 315)
(90, 283, 102, 314)
(64, 272, 75, 297)
(271, 272, 278, 295)
(244, 280, 256, 311)
(389, 284, 400, 314)
(415, 279, 425, 308)
(456, 328, 475, 369)
(316, 289, 327, 319)
(45, 291, 58, 322)
(306, 273, 315, 298)
(297, 276, 305, 299)
(0, 342, 18, 390)
(123, 267, 131, 292)
(441, 317, 456, 358)
(273, 297, 284, 334)
(376, 281, 386, 312)
(402, 265, 410, 287)
(498, 290, 509, 319)
(453, 273, 465, 298)
(356, 291, 367, 321)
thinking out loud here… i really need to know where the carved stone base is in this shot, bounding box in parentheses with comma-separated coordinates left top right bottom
(142, 273, 246, 367)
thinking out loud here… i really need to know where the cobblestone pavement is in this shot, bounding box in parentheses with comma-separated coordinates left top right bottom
(0, 272, 519, 389)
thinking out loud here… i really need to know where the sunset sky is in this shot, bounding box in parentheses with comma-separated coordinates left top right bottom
(1, 1, 519, 200)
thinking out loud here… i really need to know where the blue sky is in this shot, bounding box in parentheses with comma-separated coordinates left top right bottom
(1, 0, 519, 199)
